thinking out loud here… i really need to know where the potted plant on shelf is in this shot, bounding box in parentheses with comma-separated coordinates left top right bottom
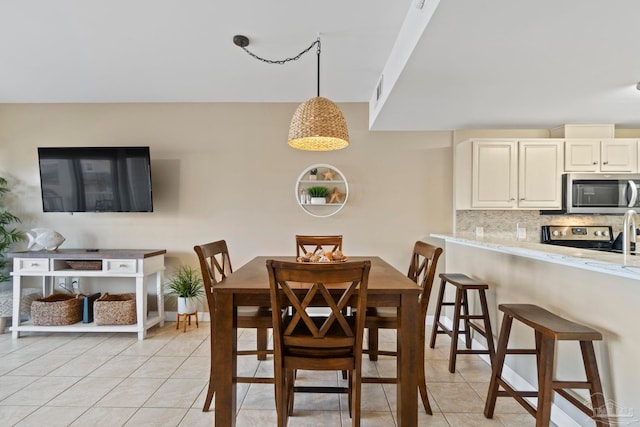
(309, 168, 318, 180)
(0, 177, 24, 286)
(307, 186, 330, 204)
(166, 265, 204, 314)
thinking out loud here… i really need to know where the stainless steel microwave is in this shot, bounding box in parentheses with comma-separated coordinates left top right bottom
(562, 173, 640, 214)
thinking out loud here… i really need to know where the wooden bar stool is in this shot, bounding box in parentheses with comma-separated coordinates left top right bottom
(484, 304, 608, 427)
(429, 273, 495, 373)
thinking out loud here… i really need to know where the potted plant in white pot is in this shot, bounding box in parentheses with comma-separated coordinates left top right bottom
(167, 265, 204, 314)
(307, 186, 330, 204)
(309, 168, 318, 180)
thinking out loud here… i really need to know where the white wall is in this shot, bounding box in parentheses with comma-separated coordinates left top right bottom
(0, 102, 453, 295)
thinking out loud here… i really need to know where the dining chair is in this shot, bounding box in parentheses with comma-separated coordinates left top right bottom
(266, 259, 371, 427)
(295, 234, 343, 257)
(363, 241, 443, 414)
(194, 240, 273, 412)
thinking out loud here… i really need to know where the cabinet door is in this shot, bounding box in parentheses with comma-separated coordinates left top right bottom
(472, 140, 517, 208)
(518, 140, 563, 209)
(564, 140, 600, 172)
(601, 139, 637, 172)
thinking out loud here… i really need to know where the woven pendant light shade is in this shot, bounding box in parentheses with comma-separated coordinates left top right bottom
(288, 97, 349, 151)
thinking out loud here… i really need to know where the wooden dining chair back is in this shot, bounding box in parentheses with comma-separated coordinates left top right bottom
(266, 259, 371, 427)
(295, 234, 343, 257)
(194, 240, 273, 412)
(363, 241, 443, 414)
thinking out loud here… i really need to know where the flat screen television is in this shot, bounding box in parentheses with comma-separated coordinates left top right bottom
(38, 146, 153, 213)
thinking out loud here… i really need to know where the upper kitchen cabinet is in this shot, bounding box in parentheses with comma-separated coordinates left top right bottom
(455, 139, 563, 210)
(518, 139, 563, 208)
(564, 139, 638, 172)
(471, 140, 517, 208)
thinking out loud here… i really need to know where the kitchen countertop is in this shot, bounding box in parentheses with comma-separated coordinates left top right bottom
(431, 233, 640, 280)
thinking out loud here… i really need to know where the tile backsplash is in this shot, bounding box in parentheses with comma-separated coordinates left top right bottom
(456, 210, 628, 242)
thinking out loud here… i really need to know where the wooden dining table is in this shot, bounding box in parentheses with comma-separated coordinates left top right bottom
(212, 256, 422, 426)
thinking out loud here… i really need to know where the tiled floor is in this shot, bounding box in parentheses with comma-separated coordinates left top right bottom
(0, 322, 533, 426)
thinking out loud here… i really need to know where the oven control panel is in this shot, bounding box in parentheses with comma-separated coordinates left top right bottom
(541, 225, 612, 242)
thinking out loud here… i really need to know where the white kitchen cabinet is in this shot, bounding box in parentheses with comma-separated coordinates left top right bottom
(471, 140, 517, 208)
(518, 139, 563, 209)
(564, 139, 637, 172)
(466, 139, 563, 210)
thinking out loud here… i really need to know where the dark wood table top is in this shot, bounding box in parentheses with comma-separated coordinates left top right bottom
(213, 256, 421, 295)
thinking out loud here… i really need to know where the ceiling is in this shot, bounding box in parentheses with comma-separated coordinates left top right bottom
(2, 0, 640, 131)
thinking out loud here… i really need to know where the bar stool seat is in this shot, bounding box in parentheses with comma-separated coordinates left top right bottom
(484, 304, 607, 427)
(429, 273, 495, 373)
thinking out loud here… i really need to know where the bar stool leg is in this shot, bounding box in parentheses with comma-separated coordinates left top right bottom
(581, 341, 608, 426)
(257, 327, 268, 361)
(536, 336, 555, 427)
(484, 313, 513, 418)
(429, 277, 446, 349)
(461, 290, 472, 349)
(478, 289, 495, 363)
(449, 287, 464, 373)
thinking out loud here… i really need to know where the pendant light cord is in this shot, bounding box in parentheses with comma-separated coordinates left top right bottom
(235, 36, 322, 96)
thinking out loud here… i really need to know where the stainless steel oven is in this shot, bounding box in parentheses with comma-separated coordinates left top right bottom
(563, 173, 640, 214)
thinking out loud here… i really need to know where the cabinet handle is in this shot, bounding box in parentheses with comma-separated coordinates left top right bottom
(520, 198, 525, 201)
(510, 198, 515, 201)
(593, 161, 598, 165)
(603, 161, 608, 165)
(31, 262, 38, 267)
(119, 264, 127, 268)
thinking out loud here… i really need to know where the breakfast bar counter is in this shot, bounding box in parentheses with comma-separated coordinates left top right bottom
(430, 233, 639, 426)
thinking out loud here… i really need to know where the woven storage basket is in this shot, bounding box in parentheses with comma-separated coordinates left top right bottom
(31, 293, 83, 326)
(94, 293, 136, 325)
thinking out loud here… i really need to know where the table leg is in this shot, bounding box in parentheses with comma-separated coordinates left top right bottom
(398, 293, 418, 426)
(214, 292, 237, 426)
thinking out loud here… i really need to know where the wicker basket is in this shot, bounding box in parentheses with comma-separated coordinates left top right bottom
(31, 293, 84, 326)
(94, 293, 136, 325)
(66, 260, 102, 270)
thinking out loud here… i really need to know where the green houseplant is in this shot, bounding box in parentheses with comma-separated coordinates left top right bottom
(167, 265, 204, 314)
(309, 168, 318, 180)
(307, 186, 330, 205)
(0, 177, 25, 286)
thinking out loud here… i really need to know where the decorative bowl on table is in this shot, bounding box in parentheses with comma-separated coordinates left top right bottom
(296, 250, 348, 263)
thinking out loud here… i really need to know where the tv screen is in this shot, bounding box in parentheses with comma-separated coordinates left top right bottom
(38, 146, 153, 213)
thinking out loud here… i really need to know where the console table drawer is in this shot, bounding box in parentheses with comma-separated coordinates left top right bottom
(17, 258, 50, 272)
(104, 259, 137, 273)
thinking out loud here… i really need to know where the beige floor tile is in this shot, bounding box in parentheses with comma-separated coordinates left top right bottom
(123, 407, 188, 426)
(288, 409, 343, 426)
(68, 407, 137, 427)
(84, 336, 137, 356)
(0, 375, 39, 401)
(95, 377, 165, 407)
(46, 335, 110, 356)
(0, 405, 39, 426)
(47, 353, 113, 377)
(428, 382, 486, 413)
(118, 338, 171, 356)
(241, 383, 277, 410)
(342, 410, 396, 427)
(154, 336, 205, 357)
(129, 356, 187, 378)
(177, 408, 215, 427)
(0, 376, 81, 406)
(47, 376, 123, 407)
(236, 408, 278, 426)
(6, 354, 72, 376)
(144, 378, 206, 408)
(170, 356, 209, 379)
(444, 412, 503, 426)
(468, 381, 531, 415)
(13, 405, 88, 427)
(496, 413, 537, 427)
(88, 354, 149, 378)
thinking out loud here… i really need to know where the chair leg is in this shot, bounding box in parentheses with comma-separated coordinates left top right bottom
(429, 278, 446, 348)
(449, 287, 464, 373)
(352, 368, 361, 427)
(203, 323, 216, 412)
(257, 327, 268, 361)
(417, 321, 432, 414)
(286, 369, 295, 417)
(368, 327, 379, 361)
(484, 313, 513, 418)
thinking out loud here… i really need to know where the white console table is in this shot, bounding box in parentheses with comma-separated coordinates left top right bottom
(9, 249, 166, 340)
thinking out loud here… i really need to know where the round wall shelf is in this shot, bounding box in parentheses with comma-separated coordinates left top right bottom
(295, 164, 348, 218)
